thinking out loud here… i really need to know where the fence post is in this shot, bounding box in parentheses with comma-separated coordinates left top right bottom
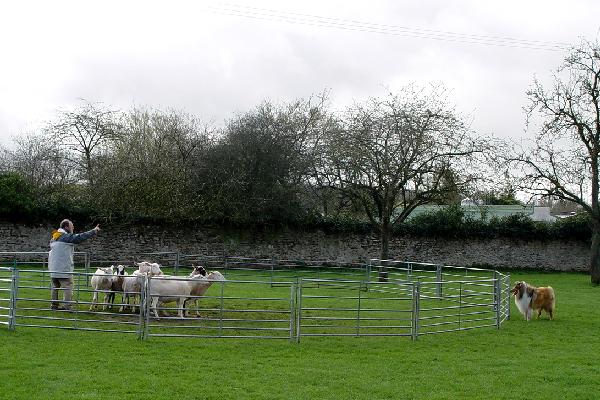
(9, 267, 18, 331)
(494, 272, 501, 329)
(364, 259, 372, 292)
(436, 264, 443, 299)
(296, 279, 303, 343)
(506, 275, 511, 321)
(137, 275, 145, 340)
(175, 252, 180, 275)
(84, 252, 91, 286)
(289, 282, 295, 342)
(411, 281, 420, 340)
(219, 280, 225, 337)
(459, 282, 463, 330)
(142, 275, 150, 340)
(270, 258, 276, 288)
(356, 283, 362, 337)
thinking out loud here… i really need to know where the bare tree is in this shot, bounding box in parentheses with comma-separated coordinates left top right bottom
(507, 39, 600, 284)
(92, 107, 213, 220)
(3, 133, 74, 190)
(48, 100, 121, 185)
(319, 85, 488, 273)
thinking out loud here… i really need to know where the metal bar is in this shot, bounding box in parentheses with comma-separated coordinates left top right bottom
(506, 275, 511, 321)
(219, 280, 224, 337)
(289, 282, 295, 342)
(143, 275, 150, 340)
(411, 282, 419, 340)
(436, 264, 443, 299)
(494, 273, 501, 329)
(356, 284, 362, 336)
(459, 282, 463, 330)
(9, 267, 18, 331)
(296, 279, 303, 343)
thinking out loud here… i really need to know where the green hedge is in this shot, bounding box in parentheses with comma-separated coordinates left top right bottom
(0, 173, 592, 240)
(308, 205, 591, 242)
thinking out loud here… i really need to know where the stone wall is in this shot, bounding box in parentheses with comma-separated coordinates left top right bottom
(0, 222, 590, 272)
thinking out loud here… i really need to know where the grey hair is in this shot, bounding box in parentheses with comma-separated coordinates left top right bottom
(59, 219, 72, 230)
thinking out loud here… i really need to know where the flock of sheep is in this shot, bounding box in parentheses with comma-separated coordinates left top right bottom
(89, 261, 225, 318)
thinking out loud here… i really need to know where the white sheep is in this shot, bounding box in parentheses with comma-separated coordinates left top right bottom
(184, 268, 226, 317)
(89, 266, 115, 311)
(120, 270, 143, 313)
(137, 261, 164, 277)
(120, 262, 164, 313)
(148, 267, 210, 318)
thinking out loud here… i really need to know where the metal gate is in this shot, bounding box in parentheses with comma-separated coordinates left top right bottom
(1, 257, 510, 341)
(0, 267, 15, 330)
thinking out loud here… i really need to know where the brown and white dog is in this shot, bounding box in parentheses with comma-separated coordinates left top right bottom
(511, 281, 555, 321)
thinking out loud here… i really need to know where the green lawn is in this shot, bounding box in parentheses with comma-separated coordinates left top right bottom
(1, 271, 599, 399)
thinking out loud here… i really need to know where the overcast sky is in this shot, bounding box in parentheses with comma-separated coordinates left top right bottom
(1, 0, 599, 147)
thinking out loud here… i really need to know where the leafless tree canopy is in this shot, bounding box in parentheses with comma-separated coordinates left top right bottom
(47, 100, 122, 185)
(317, 84, 490, 259)
(507, 39, 600, 284)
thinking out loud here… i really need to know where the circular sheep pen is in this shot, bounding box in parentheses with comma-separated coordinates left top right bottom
(0, 252, 511, 341)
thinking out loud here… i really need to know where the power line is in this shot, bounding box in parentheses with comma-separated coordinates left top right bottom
(203, 3, 571, 52)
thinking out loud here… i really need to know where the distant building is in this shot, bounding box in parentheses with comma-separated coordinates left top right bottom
(406, 204, 556, 222)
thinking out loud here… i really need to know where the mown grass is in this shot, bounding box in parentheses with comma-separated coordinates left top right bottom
(1, 271, 600, 399)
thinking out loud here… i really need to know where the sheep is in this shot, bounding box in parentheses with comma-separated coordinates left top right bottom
(120, 262, 164, 313)
(183, 267, 226, 317)
(120, 270, 144, 313)
(137, 261, 164, 277)
(148, 267, 210, 319)
(107, 265, 127, 309)
(89, 266, 115, 311)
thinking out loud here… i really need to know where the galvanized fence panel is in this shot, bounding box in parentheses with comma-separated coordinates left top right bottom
(2, 253, 511, 340)
(416, 279, 498, 335)
(0, 251, 89, 273)
(144, 275, 296, 340)
(179, 254, 368, 285)
(12, 270, 143, 335)
(297, 278, 414, 339)
(499, 273, 511, 323)
(0, 267, 13, 328)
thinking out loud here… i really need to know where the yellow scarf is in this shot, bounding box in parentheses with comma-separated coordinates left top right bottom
(51, 230, 63, 241)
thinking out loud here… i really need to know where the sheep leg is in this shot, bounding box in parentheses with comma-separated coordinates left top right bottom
(195, 299, 202, 318)
(177, 298, 185, 319)
(120, 292, 128, 312)
(151, 297, 159, 318)
(102, 291, 109, 311)
(107, 291, 115, 309)
(90, 291, 98, 311)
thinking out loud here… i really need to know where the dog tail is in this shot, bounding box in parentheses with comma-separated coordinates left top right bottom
(547, 286, 555, 305)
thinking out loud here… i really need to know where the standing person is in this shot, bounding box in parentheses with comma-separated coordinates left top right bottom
(48, 219, 100, 310)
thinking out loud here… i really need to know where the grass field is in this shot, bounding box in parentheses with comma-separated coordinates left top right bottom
(1, 270, 600, 399)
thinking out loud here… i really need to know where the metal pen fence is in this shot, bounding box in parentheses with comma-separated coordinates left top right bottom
(0, 254, 511, 341)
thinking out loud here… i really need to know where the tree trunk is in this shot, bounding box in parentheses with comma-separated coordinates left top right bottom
(591, 222, 600, 285)
(378, 225, 390, 282)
